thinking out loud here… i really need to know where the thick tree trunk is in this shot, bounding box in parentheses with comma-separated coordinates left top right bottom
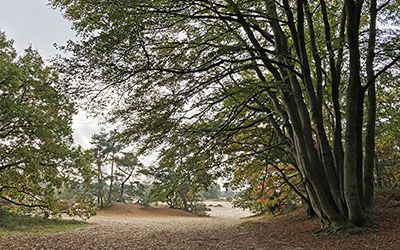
(343, 0, 367, 226)
(363, 0, 377, 208)
(334, 7, 347, 216)
(289, 112, 344, 228)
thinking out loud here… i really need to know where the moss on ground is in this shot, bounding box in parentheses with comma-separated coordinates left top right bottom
(0, 209, 86, 236)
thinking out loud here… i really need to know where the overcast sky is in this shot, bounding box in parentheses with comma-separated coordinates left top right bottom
(0, 0, 99, 148)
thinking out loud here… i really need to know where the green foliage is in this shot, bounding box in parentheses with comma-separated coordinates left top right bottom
(232, 163, 303, 215)
(0, 209, 85, 236)
(0, 32, 95, 217)
(148, 139, 215, 213)
(136, 188, 156, 208)
(375, 187, 400, 204)
(49, 0, 313, 216)
(50, 0, 400, 227)
(187, 202, 211, 217)
(375, 73, 400, 188)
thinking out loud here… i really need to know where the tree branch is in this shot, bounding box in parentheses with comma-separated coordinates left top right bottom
(363, 55, 400, 92)
(0, 196, 47, 208)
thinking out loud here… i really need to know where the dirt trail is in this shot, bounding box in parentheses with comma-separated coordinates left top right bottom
(0, 203, 262, 250)
(0, 203, 399, 249)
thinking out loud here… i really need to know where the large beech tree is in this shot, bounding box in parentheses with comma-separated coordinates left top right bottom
(52, 0, 400, 230)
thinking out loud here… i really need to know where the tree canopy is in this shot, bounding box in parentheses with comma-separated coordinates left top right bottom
(0, 32, 94, 217)
(50, 0, 400, 231)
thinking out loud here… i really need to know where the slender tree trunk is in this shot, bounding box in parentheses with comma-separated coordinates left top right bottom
(356, 92, 364, 202)
(108, 156, 114, 204)
(118, 168, 134, 202)
(363, 0, 377, 208)
(375, 156, 383, 188)
(97, 162, 104, 208)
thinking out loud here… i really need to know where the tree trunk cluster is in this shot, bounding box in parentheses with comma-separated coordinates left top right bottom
(228, 0, 378, 230)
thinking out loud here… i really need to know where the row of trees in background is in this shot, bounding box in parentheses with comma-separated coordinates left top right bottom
(90, 131, 143, 207)
(88, 130, 224, 215)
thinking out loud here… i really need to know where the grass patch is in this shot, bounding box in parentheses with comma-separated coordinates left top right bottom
(0, 209, 86, 237)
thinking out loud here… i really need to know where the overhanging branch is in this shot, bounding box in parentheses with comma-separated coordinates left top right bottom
(0, 196, 48, 209)
(363, 55, 400, 92)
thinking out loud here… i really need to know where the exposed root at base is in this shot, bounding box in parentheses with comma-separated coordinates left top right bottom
(314, 224, 378, 236)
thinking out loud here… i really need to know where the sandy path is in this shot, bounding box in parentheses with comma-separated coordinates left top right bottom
(0, 203, 268, 250)
(1, 203, 398, 249)
(0, 216, 268, 250)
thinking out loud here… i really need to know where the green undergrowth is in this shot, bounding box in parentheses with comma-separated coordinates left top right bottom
(0, 209, 86, 237)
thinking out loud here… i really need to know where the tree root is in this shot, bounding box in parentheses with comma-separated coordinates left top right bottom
(314, 223, 378, 236)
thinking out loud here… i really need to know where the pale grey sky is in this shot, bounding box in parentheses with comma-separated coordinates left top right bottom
(0, 0, 74, 58)
(0, 0, 99, 148)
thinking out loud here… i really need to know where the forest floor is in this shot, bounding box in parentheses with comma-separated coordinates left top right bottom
(0, 201, 399, 249)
